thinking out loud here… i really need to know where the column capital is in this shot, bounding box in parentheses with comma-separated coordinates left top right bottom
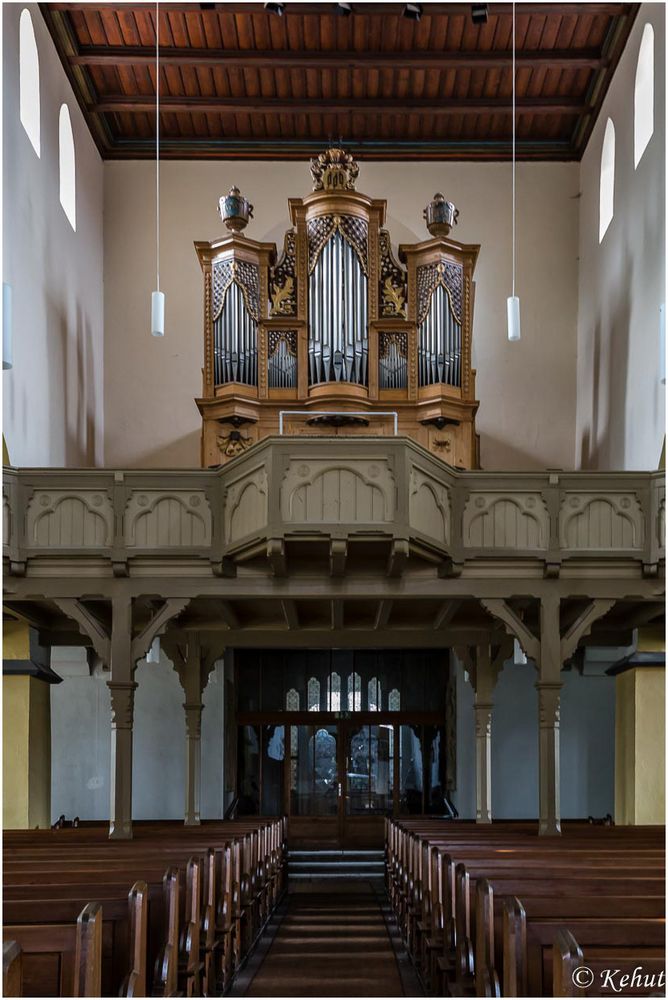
(107, 680, 138, 729)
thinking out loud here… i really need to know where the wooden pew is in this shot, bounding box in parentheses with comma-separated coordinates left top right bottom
(3, 818, 286, 998)
(3, 941, 22, 998)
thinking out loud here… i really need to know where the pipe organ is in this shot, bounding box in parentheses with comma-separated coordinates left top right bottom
(195, 148, 480, 467)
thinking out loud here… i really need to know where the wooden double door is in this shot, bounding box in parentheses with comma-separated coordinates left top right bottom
(287, 718, 394, 848)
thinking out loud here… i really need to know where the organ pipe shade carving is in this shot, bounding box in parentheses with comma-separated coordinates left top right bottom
(214, 281, 258, 386)
(268, 331, 298, 389)
(419, 283, 462, 388)
(379, 332, 408, 390)
(308, 230, 368, 386)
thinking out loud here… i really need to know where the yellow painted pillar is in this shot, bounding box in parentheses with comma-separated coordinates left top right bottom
(610, 633, 665, 826)
(3, 621, 57, 829)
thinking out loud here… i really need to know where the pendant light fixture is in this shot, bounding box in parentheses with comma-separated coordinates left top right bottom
(507, 0, 521, 342)
(151, 0, 165, 337)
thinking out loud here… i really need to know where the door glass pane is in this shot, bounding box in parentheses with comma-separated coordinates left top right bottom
(238, 725, 261, 815)
(425, 725, 448, 814)
(346, 724, 394, 815)
(290, 725, 338, 816)
(399, 724, 424, 814)
(261, 724, 284, 815)
(371, 724, 394, 814)
(347, 725, 370, 815)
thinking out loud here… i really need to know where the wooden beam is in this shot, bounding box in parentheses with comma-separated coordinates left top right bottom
(71, 45, 605, 70)
(374, 600, 393, 631)
(280, 600, 299, 630)
(218, 600, 240, 631)
(92, 95, 587, 116)
(45, 3, 634, 14)
(434, 600, 462, 630)
(331, 600, 344, 631)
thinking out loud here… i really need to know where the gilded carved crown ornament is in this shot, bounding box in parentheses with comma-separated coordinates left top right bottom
(310, 146, 359, 192)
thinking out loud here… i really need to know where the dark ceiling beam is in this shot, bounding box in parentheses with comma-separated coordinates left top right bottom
(571, 3, 639, 156)
(106, 137, 576, 161)
(92, 95, 587, 115)
(71, 45, 605, 70)
(45, 3, 633, 14)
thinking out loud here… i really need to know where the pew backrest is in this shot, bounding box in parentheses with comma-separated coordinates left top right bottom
(3, 941, 22, 998)
(73, 903, 103, 998)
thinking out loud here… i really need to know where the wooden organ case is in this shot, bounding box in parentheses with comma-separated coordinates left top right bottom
(195, 148, 480, 468)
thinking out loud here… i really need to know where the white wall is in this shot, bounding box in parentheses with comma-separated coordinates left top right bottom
(2, 3, 104, 468)
(103, 159, 579, 472)
(576, 3, 665, 471)
(50, 650, 225, 822)
(453, 654, 616, 821)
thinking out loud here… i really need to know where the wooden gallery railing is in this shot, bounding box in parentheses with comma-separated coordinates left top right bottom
(3, 817, 287, 998)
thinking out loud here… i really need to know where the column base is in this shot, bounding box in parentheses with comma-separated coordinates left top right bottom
(109, 821, 133, 840)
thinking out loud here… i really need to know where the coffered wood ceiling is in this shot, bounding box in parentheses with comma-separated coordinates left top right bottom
(41, 2, 639, 160)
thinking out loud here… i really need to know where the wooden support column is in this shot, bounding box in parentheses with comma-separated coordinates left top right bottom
(537, 596, 562, 836)
(163, 633, 224, 827)
(482, 595, 615, 837)
(55, 595, 190, 840)
(455, 638, 511, 825)
(184, 702, 203, 826)
(108, 597, 135, 840)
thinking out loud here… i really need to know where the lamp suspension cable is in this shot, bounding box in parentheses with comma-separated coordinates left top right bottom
(513, 0, 517, 297)
(151, 0, 165, 336)
(507, 0, 521, 341)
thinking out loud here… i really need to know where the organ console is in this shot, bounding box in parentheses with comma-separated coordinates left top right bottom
(195, 147, 480, 468)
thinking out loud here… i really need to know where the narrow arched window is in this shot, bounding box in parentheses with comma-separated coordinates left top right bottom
(307, 677, 320, 712)
(327, 672, 341, 711)
(599, 118, 615, 243)
(634, 24, 654, 167)
(59, 104, 76, 231)
(347, 672, 361, 712)
(19, 10, 40, 156)
(285, 688, 300, 711)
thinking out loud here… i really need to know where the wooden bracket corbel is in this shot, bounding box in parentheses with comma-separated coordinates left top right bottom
(267, 538, 287, 577)
(387, 538, 409, 578)
(131, 598, 191, 665)
(53, 599, 111, 666)
(329, 539, 348, 577)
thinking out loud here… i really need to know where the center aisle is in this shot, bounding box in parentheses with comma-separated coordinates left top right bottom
(243, 880, 417, 997)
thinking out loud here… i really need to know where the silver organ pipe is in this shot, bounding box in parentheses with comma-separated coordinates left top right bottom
(308, 231, 368, 386)
(419, 284, 462, 388)
(379, 334, 407, 390)
(213, 282, 258, 387)
(267, 334, 297, 388)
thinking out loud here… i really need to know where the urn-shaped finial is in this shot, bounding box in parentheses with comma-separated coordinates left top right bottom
(423, 193, 459, 237)
(218, 186, 254, 232)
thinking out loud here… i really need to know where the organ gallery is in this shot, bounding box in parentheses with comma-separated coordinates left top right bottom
(196, 148, 480, 468)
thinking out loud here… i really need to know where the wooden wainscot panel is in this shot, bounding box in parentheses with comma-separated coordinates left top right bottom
(280, 458, 394, 523)
(26, 490, 113, 548)
(124, 491, 212, 548)
(559, 492, 644, 551)
(463, 492, 548, 550)
(223, 464, 269, 545)
(408, 467, 450, 546)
